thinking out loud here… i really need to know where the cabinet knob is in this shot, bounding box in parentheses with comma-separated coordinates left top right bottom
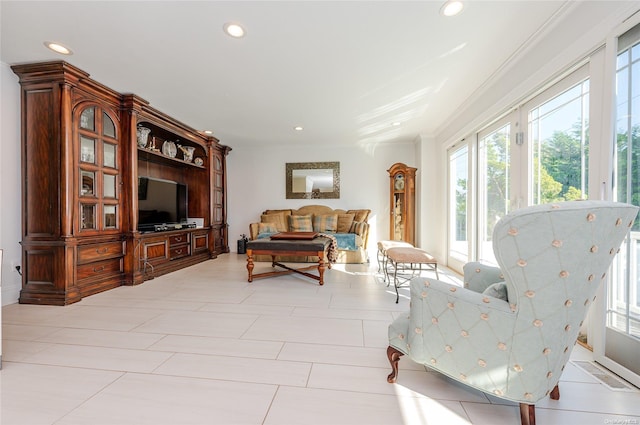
(93, 266, 105, 272)
(175, 237, 182, 242)
(97, 247, 108, 254)
(175, 249, 182, 254)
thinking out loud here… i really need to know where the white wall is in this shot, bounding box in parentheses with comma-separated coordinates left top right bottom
(226, 141, 418, 261)
(0, 62, 22, 305)
(415, 133, 444, 261)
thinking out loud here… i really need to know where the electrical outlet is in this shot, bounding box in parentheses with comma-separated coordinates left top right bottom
(11, 260, 21, 273)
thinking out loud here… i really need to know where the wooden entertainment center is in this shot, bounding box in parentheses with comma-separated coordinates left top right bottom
(12, 61, 231, 305)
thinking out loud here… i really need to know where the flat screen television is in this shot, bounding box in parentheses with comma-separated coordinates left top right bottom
(137, 177, 188, 231)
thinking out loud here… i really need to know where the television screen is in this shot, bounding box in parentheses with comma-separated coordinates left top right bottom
(138, 177, 187, 230)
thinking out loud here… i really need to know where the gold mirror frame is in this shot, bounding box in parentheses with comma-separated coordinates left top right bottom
(286, 162, 340, 199)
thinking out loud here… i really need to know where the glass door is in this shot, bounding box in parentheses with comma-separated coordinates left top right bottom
(602, 27, 640, 385)
(447, 143, 471, 271)
(477, 122, 511, 264)
(448, 65, 589, 270)
(77, 105, 120, 233)
(526, 71, 590, 206)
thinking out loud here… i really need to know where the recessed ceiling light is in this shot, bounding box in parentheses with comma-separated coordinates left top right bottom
(294, 126, 303, 131)
(44, 41, 73, 55)
(223, 23, 246, 38)
(440, 1, 464, 17)
(392, 121, 401, 127)
(203, 130, 213, 135)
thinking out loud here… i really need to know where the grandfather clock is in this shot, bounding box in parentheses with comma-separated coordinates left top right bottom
(388, 163, 417, 245)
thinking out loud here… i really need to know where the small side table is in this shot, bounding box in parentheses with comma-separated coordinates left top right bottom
(386, 247, 438, 303)
(377, 240, 414, 281)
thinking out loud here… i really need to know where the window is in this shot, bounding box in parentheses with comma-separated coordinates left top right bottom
(448, 144, 469, 265)
(529, 80, 589, 205)
(447, 66, 589, 269)
(477, 123, 510, 264)
(610, 34, 640, 340)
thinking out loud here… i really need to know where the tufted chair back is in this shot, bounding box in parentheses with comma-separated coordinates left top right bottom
(387, 201, 638, 424)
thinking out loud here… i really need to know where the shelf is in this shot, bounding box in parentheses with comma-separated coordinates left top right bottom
(137, 148, 205, 169)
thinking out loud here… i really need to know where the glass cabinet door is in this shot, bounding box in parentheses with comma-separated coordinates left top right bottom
(81, 171, 95, 196)
(103, 174, 116, 198)
(77, 104, 120, 232)
(103, 205, 117, 229)
(103, 143, 116, 168)
(80, 136, 96, 164)
(81, 204, 96, 229)
(80, 107, 95, 131)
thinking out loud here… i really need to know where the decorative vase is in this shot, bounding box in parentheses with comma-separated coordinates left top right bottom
(162, 141, 177, 158)
(177, 145, 195, 162)
(137, 126, 151, 148)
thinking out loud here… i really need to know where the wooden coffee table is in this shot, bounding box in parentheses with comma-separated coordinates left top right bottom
(246, 236, 332, 285)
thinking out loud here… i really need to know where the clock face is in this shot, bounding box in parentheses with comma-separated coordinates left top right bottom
(395, 174, 405, 190)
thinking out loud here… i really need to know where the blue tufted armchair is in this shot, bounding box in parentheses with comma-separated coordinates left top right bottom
(387, 201, 638, 425)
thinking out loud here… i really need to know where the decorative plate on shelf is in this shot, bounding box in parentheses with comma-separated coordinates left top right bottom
(194, 157, 204, 166)
(162, 141, 177, 158)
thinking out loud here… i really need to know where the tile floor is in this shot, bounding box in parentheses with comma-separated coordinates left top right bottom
(1, 255, 639, 424)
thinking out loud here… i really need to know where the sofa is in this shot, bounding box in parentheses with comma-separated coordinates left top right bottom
(248, 205, 370, 263)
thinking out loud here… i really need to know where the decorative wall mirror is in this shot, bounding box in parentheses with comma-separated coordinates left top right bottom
(286, 162, 340, 199)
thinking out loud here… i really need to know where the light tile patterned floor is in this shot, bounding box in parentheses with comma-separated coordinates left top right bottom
(1, 255, 639, 424)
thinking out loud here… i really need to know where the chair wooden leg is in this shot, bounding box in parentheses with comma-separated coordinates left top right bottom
(386, 346, 404, 383)
(519, 403, 536, 425)
(550, 384, 560, 400)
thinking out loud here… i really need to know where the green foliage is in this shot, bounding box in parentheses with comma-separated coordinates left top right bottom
(455, 178, 467, 241)
(564, 186, 584, 201)
(482, 131, 509, 239)
(536, 122, 588, 203)
(615, 125, 640, 230)
(534, 162, 563, 203)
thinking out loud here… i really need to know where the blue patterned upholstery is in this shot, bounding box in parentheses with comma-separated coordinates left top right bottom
(388, 201, 638, 421)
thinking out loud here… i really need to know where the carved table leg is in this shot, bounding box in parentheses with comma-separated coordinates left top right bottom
(246, 250, 254, 283)
(317, 252, 326, 285)
(387, 345, 404, 383)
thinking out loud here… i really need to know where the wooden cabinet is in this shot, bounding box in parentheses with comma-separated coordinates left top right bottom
(12, 61, 230, 305)
(211, 147, 231, 255)
(192, 231, 209, 254)
(388, 163, 417, 246)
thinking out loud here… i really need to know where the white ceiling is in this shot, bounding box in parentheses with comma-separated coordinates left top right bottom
(1, 1, 585, 148)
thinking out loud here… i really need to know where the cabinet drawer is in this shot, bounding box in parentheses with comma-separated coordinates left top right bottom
(144, 240, 168, 262)
(193, 233, 208, 252)
(78, 241, 124, 263)
(170, 245, 190, 259)
(169, 233, 189, 246)
(77, 258, 123, 281)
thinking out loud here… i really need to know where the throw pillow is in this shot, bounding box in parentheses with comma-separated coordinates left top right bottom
(336, 213, 355, 233)
(349, 221, 366, 236)
(482, 282, 509, 301)
(313, 214, 338, 233)
(257, 222, 278, 236)
(288, 215, 313, 232)
(261, 213, 288, 232)
(347, 209, 371, 223)
(463, 262, 505, 293)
